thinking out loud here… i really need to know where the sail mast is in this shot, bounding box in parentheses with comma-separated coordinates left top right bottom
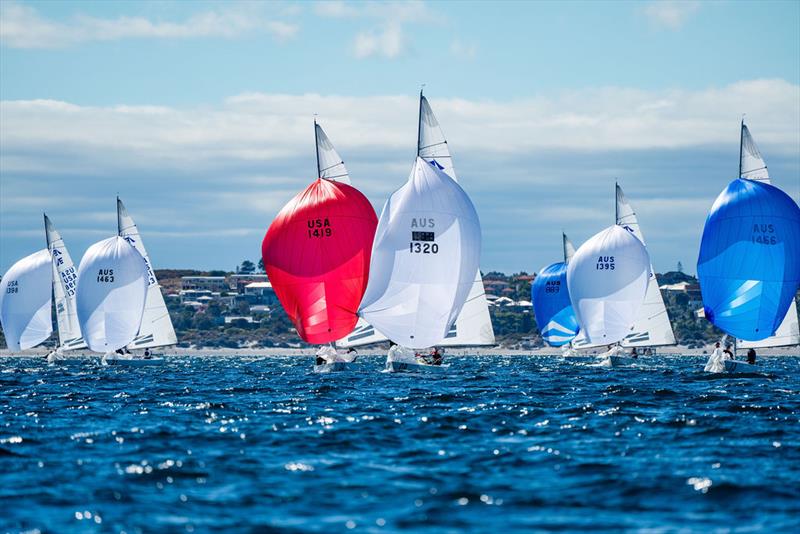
(614, 181, 619, 224)
(314, 117, 322, 179)
(116, 196, 122, 236)
(738, 118, 744, 179)
(562, 232, 568, 264)
(416, 88, 424, 158)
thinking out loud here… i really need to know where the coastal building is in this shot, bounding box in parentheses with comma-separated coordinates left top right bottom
(181, 276, 228, 292)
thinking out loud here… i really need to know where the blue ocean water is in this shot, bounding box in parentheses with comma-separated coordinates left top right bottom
(1, 354, 799, 533)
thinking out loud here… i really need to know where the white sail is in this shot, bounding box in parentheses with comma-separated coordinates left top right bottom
(566, 225, 651, 345)
(117, 198, 177, 350)
(45, 215, 87, 351)
(0, 249, 53, 351)
(737, 299, 799, 349)
(315, 121, 350, 184)
(76, 236, 149, 352)
(358, 157, 481, 349)
(418, 93, 457, 182)
(740, 122, 770, 183)
(338, 270, 495, 348)
(563, 233, 576, 264)
(615, 184, 676, 347)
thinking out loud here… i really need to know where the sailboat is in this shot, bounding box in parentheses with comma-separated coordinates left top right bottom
(615, 183, 676, 353)
(116, 197, 177, 363)
(566, 219, 651, 366)
(532, 233, 580, 349)
(45, 214, 87, 362)
(358, 91, 484, 373)
(337, 91, 495, 357)
(75, 236, 149, 361)
(261, 120, 378, 372)
(698, 120, 800, 372)
(0, 249, 53, 352)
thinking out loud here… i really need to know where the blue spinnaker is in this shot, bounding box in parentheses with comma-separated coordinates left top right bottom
(532, 262, 579, 346)
(697, 178, 800, 341)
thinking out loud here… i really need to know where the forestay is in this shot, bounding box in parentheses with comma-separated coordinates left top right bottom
(567, 225, 651, 345)
(76, 236, 149, 352)
(359, 157, 481, 349)
(616, 184, 676, 347)
(697, 179, 800, 341)
(45, 215, 87, 351)
(117, 198, 177, 350)
(315, 121, 350, 184)
(0, 249, 53, 351)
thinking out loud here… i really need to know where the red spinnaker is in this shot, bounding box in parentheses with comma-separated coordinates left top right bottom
(262, 179, 378, 344)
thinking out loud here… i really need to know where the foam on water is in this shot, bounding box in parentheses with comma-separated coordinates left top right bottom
(1, 354, 799, 532)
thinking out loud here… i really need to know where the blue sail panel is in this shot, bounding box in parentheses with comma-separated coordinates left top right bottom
(532, 262, 579, 346)
(697, 178, 800, 341)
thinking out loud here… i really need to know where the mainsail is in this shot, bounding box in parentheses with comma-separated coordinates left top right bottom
(739, 121, 769, 183)
(117, 198, 177, 350)
(697, 124, 800, 342)
(359, 157, 481, 349)
(615, 184, 676, 347)
(0, 249, 53, 351)
(44, 215, 87, 351)
(567, 225, 651, 345)
(262, 121, 377, 344)
(315, 120, 350, 184)
(76, 236, 149, 352)
(418, 92, 456, 181)
(737, 299, 799, 349)
(338, 271, 494, 348)
(532, 233, 580, 347)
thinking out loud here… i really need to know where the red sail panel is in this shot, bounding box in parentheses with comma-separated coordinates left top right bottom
(262, 179, 378, 344)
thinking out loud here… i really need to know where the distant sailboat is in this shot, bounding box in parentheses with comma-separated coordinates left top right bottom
(567, 225, 651, 349)
(0, 249, 53, 352)
(532, 233, 580, 347)
(76, 236, 149, 355)
(338, 91, 494, 353)
(45, 214, 87, 361)
(697, 120, 800, 362)
(615, 184, 677, 349)
(117, 198, 177, 353)
(261, 120, 377, 371)
(698, 121, 800, 372)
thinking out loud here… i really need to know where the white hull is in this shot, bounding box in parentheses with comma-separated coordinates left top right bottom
(609, 356, 638, 367)
(313, 361, 348, 373)
(105, 357, 164, 367)
(385, 360, 450, 374)
(724, 360, 758, 373)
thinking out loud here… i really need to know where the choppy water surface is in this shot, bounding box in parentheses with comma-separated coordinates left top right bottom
(1, 354, 799, 533)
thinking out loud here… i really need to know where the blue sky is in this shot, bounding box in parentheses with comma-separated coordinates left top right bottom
(1, 0, 799, 275)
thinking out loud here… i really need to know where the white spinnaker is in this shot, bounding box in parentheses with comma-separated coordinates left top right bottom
(358, 157, 481, 349)
(563, 233, 576, 264)
(338, 270, 495, 348)
(315, 122, 350, 184)
(45, 215, 87, 351)
(737, 299, 799, 349)
(567, 225, 651, 345)
(615, 185, 676, 347)
(740, 123, 770, 183)
(418, 94, 457, 182)
(117, 198, 177, 350)
(76, 236, 148, 352)
(0, 249, 53, 351)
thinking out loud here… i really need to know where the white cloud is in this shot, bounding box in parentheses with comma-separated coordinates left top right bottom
(450, 39, 477, 59)
(643, 1, 699, 30)
(353, 24, 404, 59)
(313, 1, 433, 59)
(0, 2, 298, 48)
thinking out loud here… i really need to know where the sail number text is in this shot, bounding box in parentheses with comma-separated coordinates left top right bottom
(97, 269, 115, 283)
(307, 218, 332, 238)
(596, 256, 615, 270)
(752, 224, 777, 245)
(5, 280, 18, 294)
